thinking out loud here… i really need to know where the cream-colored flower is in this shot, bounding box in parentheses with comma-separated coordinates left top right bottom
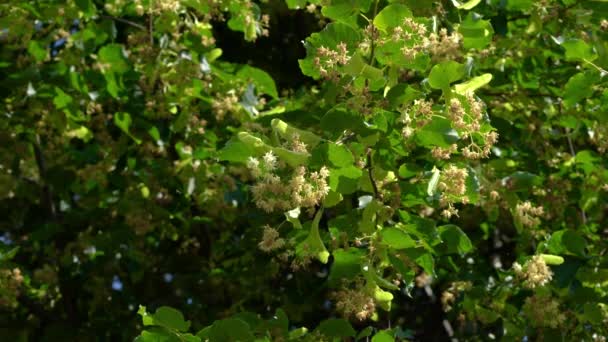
(513, 255, 552, 289)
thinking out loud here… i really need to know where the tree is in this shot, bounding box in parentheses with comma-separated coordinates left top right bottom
(1, 0, 607, 341)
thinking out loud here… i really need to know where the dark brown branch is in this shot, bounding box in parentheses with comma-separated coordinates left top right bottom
(33, 134, 56, 218)
(366, 149, 379, 199)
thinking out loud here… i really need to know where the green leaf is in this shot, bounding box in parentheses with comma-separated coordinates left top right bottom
(271, 119, 322, 148)
(236, 132, 271, 154)
(328, 248, 365, 286)
(136, 328, 182, 342)
(381, 227, 417, 249)
(357, 327, 374, 340)
(454, 0, 481, 10)
(237, 66, 278, 99)
(403, 248, 434, 275)
(328, 143, 354, 168)
(65, 126, 93, 142)
(323, 190, 343, 207)
(459, 15, 493, 50)
(343, 53, 386, 90)
(75, 0, 97, 17)
(438, 225, 473, 254)
(269, 308, 289, 333)
(502, 171, 542, 191)
(398, 163, 422, 179)
(373, 4, 413, 32)
(209, 319, 254, 341)
(152, 307, 191, 332)
(386, 84, 422, 107)
(98, 44, 130, 74)
(359, 199, 382, 234)
(114, 112, 142, 144)
(372, 331, 395, 342)
(575, 150, 598, 175)
(546, 230, 587, 257)
(299, 23, 362, 79)
(288, 327, 308, 339)
(563, 72, 598, 108)
(218, 138, 257, 163)
(454, 74, 492, 94)
(316, 319, 356, 338)
(415, 117, 460, 148)
(285, 0, 308, 9)
(28, 40, 47, 62)
(375, 39, 430, 70)
(0, 247, 19, 262)
(400, 214, 441, 246)
(271, 146, 310, 167)
(320, 106, 367, 138)
(321, 0, 372, 23)
(299, 209, 330, 264)
(329, 166, 362, 194)
(428, 61, 465, 90)
(505, 0, 534, 11)
(583, 303, 605, 324)
(53, 87, 73, 109)
(561, 39, 597, 62)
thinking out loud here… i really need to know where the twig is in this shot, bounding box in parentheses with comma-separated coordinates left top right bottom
(100, 15, 146, 30)
(366, 149, 379, 198)
(336, 131, 355, 145)
(368, 0, 380, 66)
(565, 128, 588, 224)
(148, 11, 154, 45)
(33, 134, 56, 217)
(583, 58, 608, 75)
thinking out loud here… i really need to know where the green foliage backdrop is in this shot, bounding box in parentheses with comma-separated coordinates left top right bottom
(1, 0, 608, 341)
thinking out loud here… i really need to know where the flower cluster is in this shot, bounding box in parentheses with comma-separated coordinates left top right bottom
(332, 281, 376, 321)
(258, 226, 286, 252)
(0, 268, 24, 308)
(391, 18, 461, 61)
(512, 255, 553, 289)
(248, 152, 330, 212)
(400, 99, 434, 139)
(589, 122, 608, 154)
(522, 293, 566, 328)
(438, 165, 469, 219)
(431, 144, 458, 160)
(514, 201, 544, 228)
(290, 166, 331, 208)
(448, 95, 499, 160)
(314, 42, 351, 80)
(441, 281, 472, 312)
(211, 91, 240, 121)
(125, 210, 154, 235)
(288, 134, 308, 153)
(153, 0, 182, 13)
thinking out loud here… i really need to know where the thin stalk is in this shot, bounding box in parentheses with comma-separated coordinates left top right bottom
(565, 128, 588, 224)
(100, 15, 146, 30)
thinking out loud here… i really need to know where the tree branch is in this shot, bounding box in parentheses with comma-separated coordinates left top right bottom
(366, 149, 379, 199)
(33, 135, 56, 218)
(100, 15, 146, 30)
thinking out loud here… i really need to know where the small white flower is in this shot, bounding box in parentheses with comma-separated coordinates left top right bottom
(262, 151, 277, 170)
(247, 157, 259, 170)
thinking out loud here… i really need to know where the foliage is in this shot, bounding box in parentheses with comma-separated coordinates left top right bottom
(1, 0, 608, 341)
